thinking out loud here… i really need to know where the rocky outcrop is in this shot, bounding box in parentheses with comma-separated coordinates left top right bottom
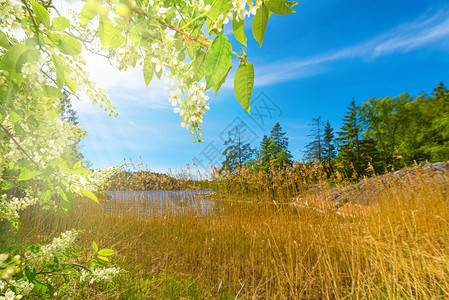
(320, 162, 449, 208)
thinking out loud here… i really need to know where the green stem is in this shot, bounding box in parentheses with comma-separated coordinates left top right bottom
(180, 10, 208, 30)
(232, 51, 244, 60)
(180, 0, 219, 30)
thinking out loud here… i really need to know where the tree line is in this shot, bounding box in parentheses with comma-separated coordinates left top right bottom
(220, 122, 293, 173)
(304, 82, 449, 178)
(221, 82, 449, 179)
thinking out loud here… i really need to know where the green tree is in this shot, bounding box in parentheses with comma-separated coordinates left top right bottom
(322, 120, 336, 172)
(258, 134, 275, 170)
(220, 124, 255, 172)
(258, 123, 293, 170)
(359, 87, 449, 168)
(336, 99, 365, 177)
(359, 94, 410, 171)
(420, 82, 449, 161)
(304, 117, 323, 163)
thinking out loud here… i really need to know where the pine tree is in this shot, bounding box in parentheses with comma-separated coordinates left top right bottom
(270, 122, 289, 150)
(304, 117, 324, 163)
(336, 99, 365, 177)
(220, 123, 255, 172)
(258, 123, 293, 170)
(322, 120, 336, 169)
(59, 94, 88, 167)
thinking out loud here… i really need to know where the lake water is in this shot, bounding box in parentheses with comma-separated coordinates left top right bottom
(105, 190, 215, 216)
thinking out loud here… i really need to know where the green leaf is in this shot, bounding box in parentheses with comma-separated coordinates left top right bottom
(31, 1, 51, 29)
(58, 186, 73, 211)
(16, 49, 40, 73)
(72, 262, 91, 272)
(42, 85, 65, 99)
(18, 168, 41, 181)
(265, 0, 296, 15)
(51, 55, 65, 89)
(80, 3, 98, 26)
(2, 181, 13, 190)
(92, 241, 98, 253)
(187, 42, 201, 60)
(64, 73, 77, 94)
(252, 4, 269, 47)
(49, 33, 82, 56)
(143, 56, 155, 86)
(83, 190, 99, 203)
(25, 37, 38, 48)
(46, 283, 55, 296)
(232, 15, 247, 47)
(0, 43, 27, 72)
(99, 18, 124, 49)
(97, 255, 109, 262)
(213, 66, 231, 95)
(24, 265, 36, 282)
(52, 16, 70, 31)
(48, 157, 69, 169)
(97, 249, 115, 256)
(205, 36, 232, 91)
(0, 30, 10, 49)
(207, 0, 232, 21)
(234, 62, 254, 113)
(30, 244, 41, 254)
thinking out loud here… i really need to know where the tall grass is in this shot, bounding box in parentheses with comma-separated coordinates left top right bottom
(19, 162, 449, 299)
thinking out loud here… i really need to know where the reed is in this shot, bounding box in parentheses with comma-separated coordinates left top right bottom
(18, 162, 449, 299)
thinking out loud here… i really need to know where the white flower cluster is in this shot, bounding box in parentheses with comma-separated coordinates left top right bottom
(59, 167, 118, 194)
(0, 289, 21, 300)
(0, 254, 20, 280)
(79, 267, 121, 285)
(20, 62, 39, 76)
(233, 0, 261, 21)
(1, 114, 86, 166)
(58, 52, 117, 117)
(172, 82, 210, 130)
(0, 0, 24, 33)
(143, 30, 211, 135)
(186, 0, 211, 13)
(212, 0, 262, 32)
(0, 194, 39, 227)
(25, 230, 81, 269)
(0, 279, 33, 300)
(0, 254, 29, 300)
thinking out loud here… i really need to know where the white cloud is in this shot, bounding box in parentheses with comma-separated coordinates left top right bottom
(71, 53, 171, 114)
(372, 11, 449, 56)
(245, 8, 449, 87)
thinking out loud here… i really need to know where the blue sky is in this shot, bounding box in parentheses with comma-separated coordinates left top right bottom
(69, 0, 449, 175)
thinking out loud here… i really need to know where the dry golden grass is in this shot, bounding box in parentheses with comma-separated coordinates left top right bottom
(19, 163, 449, 299)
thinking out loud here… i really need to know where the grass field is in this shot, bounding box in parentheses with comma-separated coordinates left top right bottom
(18, 163, 449, 299)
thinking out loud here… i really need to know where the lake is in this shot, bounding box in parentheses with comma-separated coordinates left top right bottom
(105, 190, 215, 216)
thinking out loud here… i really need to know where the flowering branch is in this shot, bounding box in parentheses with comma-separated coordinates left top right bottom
(0, 123, 40, 169)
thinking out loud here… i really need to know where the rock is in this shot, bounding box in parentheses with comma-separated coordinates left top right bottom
(326, 162, 449, 207)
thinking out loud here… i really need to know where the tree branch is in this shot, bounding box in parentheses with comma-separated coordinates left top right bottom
(0, 123, 40, 168)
